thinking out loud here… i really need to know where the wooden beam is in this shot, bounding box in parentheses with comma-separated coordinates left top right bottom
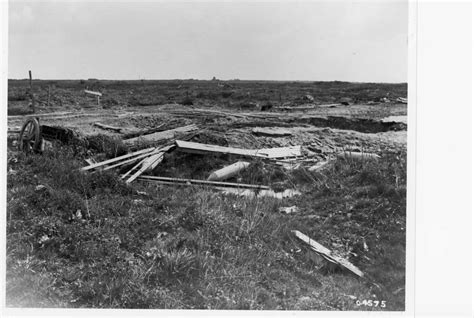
(124, 124, 198, 145)
(135, 175, 270, 190)
(176, 140, 301, 159)
(292, 230, 364, 277)
(175, 140, 267, 158)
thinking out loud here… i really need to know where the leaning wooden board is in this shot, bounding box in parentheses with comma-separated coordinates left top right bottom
(292, 230, 364, 277)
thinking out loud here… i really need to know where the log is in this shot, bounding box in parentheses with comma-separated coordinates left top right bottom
(135, 175, 270, 190)
(292, 230, 364, 277)
(121, 123, 166, 139)
(92, 122, 122, 133)
(124, 124, 198, 145)
(207, 161, 250, 181)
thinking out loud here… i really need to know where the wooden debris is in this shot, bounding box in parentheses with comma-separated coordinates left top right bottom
(252, 127, 292, 137)
(176, 140, 302, 159)
(308, 160, 331, 172)
(124, 124, 198, 145)
(396, 97, 407, 104)
(207, 161, 250, 181)
(278, 206, 299, 214)
(292, 230, 364, 277)
(121, 124, 166, 139)
(125, 152, 165, 183)
(102, 148, 161, 171)
(176, 140, 267, 158)
(221, 188, 301, 199)
(84, 90, 102, 97)
(84, 90, 102, 106)
(135, 175, 270, 190)
(259, 146, 302, 159)
(81, 147, 156, 171)
(84, 158, 96, 166)
(337, 151, 380, 160)
(92, 123, 122, 133)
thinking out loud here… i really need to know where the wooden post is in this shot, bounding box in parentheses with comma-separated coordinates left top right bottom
(47, 85, 51, 106)
(29, 70, 35, 113)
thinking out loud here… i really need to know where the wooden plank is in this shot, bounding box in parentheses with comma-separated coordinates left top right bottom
(337, 151, 380, 160)
(252, 127, 292, 137)
(176, 140, 267, 157)
(259, 146, 302, 159)
(125, 152, 165, 183)
(292, 230, 364, 277)
(103, 150, 158, 171)
(84, 89, 102, 97)
(103, 144, 174, 171)
(135, 175, 270, 190)
(81, 147, 156, 171)
(124, 124, 198, 145)
(92, 122, 122, 133)
(176, 140, 301, 159)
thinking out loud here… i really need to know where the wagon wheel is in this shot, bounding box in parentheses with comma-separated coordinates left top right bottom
(18, 118, 41, 153)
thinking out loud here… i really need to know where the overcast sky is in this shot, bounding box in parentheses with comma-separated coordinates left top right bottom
(8, 0, 407, 82)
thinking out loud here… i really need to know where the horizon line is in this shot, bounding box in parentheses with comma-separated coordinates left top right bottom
(8, 78, 408, 85)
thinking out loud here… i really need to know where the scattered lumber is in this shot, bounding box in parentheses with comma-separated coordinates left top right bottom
(337, 151, 380, 160)
(81, 147, 156, 171)
(175, 140, 302, 159)
(125, 152, 165, 184)
(252, 127, 292, 137)
(135, 175, 270, 190)
(123, 124, 198, 146)
(292, 230, 364, 278)
(102, 148, 162, 171)
(207, 161, 250, 181)
(92, 122, 122, 133)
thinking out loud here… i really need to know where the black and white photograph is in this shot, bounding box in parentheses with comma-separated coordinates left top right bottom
(1, 0, 472, 316)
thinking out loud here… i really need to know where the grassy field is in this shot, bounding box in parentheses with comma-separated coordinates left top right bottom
(6, 142, 406, 310)
(7, 79, 407, 116)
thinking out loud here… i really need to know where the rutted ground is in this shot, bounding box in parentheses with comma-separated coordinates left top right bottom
(6, 80, 407, 310)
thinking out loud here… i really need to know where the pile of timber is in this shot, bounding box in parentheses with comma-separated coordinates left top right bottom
(81, 145, 175, 183)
